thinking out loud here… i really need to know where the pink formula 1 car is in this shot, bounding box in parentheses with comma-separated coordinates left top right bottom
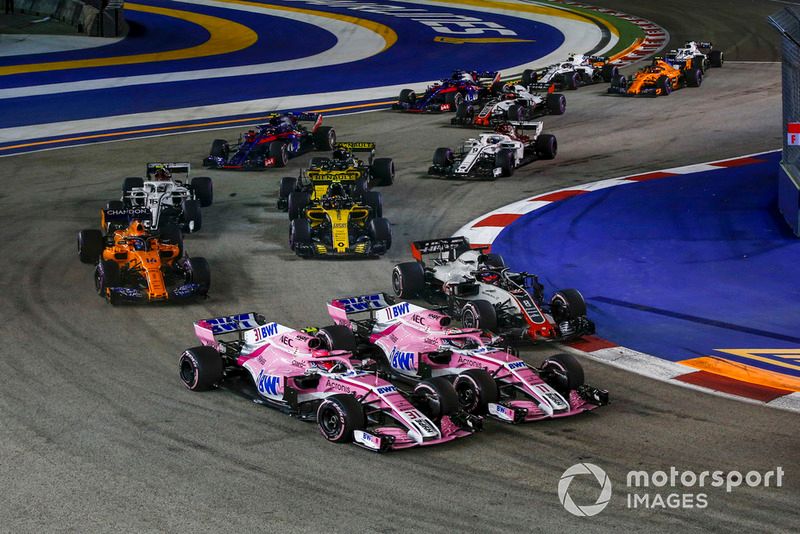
(326, 294, 608, 424)
(179, 313, 481, 451)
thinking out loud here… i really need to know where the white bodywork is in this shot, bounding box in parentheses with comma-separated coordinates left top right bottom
(535, 54, 604, 86)
(475, 84, 545, 120)
(666, 41, 707, 63)
(454, 122, 542, 176)
(123, 162, 196, 230)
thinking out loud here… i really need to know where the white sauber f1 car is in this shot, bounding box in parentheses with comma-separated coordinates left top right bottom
(451, 83, 565, 127)
(522, 54, 619, 91)
(664, 41, 723, 71)
(429, 122, 556, 180)
(392, 237, 595, 343)
(114, 163, 213, 233)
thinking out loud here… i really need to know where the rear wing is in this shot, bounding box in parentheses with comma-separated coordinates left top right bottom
(266, 111, 323, 132)
(101, 206, 151, 227)
(410, 236, 471, 261)
(335, 141, 375, 152)
(327, 293, 426, 326)
(146, 162, 190, 178)
(305, 169, 363, 182)
(505, 120, 544, 136)
(193, 312, 292, 347)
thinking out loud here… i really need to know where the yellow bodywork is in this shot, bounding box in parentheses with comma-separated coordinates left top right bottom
(304, 205, 370, 254)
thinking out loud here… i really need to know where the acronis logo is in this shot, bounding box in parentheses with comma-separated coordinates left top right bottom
(389, 347, 415, 371)
(256, 370, 280, 396)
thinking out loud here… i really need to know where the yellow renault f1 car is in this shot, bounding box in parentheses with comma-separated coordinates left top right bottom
(287, 180, 392, 258)
(607, 57, 703, 96)
(277, 142, 394, 213)
(77, 218, 210, 304)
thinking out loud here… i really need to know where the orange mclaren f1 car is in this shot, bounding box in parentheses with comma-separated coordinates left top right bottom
(77, 219, 210, 304)
(607, 58, 703, 96)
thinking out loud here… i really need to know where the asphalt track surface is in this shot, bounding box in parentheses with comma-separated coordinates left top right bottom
(0, 2, 798, 533)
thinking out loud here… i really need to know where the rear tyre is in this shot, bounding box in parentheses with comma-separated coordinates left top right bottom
(685, 68, 702, 88)
(185, 257, 211, 295)
(269, 142, 289, 168)
(363, 191, 383, 218)
(461, 300, 497, 331)
(278, 177, 297, 209)
(312, 126, 336, 150)
(398, 89, 416, 104)
(521, 69, 537, 86)
(506, 104, 524, 122)
(545, 93, 566, 115)
(535, 134, 558, 160)
(369, 217, 392, 251)
(78, 229, 104, 264)
(542, 353, 584, 396)
(191, 177, 213, 207)
(181, 199, 202, 233)
(317, 325, 357, 352)
(550, 289, 588, 322)
(287, 191, 310, 220)
(392, 262, 425, 298)
(209, 139, 229, 159)
(179, 346, 223, 391)
(433, 147, 454, 167)
(692, 54, 706, 73)
(317, 394, 365, 443)
(370, 158, 395, 186)
(600, 64, 618, 83)
(562, 71, 578, 90)
(481, 253, 505, 269)
(414, 377, 459, 419)
(709, 50, 723, 68)
(453, 369, 499, 415)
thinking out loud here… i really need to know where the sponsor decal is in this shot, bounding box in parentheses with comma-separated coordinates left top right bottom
(327, 380, 352, 394)
(788, 123, 800, 145)
(384, 302, 410, 320)
(507, 361, 526, 370)
(256, 370, 281, 396)
(456, 355, 483, 368)
(253, 322, 279, 342)
(376, 385, 397, 394)
(389, 347, 415, 371)
(411, 314, 426, 325)
(206, 314, 261, 334)
(336, 294, 387, 313)
(279, 334, 295, 347)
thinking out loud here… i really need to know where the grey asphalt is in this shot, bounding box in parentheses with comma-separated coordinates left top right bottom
(0, 2, 797, 533)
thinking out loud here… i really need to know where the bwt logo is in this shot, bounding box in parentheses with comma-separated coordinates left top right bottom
(256, 371, 280, 396)
(507, 361, 526, 370)
(386, 302, 410, 319)
(390, 347, 415, 371)
(254, 322, 279, 341)
(376, 385, 396, 395)
(339, 294, 383, 313)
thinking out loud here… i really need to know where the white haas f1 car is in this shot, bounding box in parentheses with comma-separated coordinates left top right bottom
(522, 54, 619, 91)
(392, 237, 595, 343)
(451, 83, 566, 127)
(114, 163, 213, 233)
(429, 122, 556, 180)
(326, 293, 608, 423)
(664, 41, 723, 71)
(179, 313, 481, 451)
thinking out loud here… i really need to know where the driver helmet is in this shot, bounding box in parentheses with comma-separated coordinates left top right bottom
(128, 220, 147, 236)
(153, 165, 171, 181)
(327, 181, 346, 198)
(487, 135, 502, 144)
(311, 349, 336, 370)
(332, 147, 351, 162)
(245, 130, 257, 142)
(476, 271, 500, 284)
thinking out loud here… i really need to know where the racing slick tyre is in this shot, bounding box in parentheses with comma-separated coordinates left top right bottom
(312, 126, 336, 150)
(490, 81, 504, 96)
(160, 224, 184, 257)
(609, 74, 627, 94)
(185, 257, 211, 295)
(460, 300, 497, 332)
(414, 377, 459, 420)
(289, 218, 312, 252)
(317, 394, 366, 443)
(179, 346, 223, 391)
(445, 91, 464, 110)
(209, 139, 229, 159)
(278, 177, 297, 210)
(453, 369, 499, 415)
(317, 325, 357, 352)
(600, 64, 619, 83)
(95, 260, 120, 299)
(78, 229, 104, 264)
(364, 191, 383, 218)
(506, 104, 524, 122)
(692, 55, 706, 73)
(562, 71, 579, 90)
(495, 149, 515, 178)
(709, 50, 723, 67)
(393, 262, 424, 298)
(309, 156, 329, 168)
(371, 158, 395, 187)
(535, 134, 558, 160)
(105, 200, 124, 210)
(685, 68, 703, 88)
(545, 93, 566, 115)
(541, 353, 584, 396)
(191, 177, 214, 207)
(369, 217, 392, 252)
(550, 289, 588, 322)
(432, 148, 454, 167)
(521, 69, 537, 86)
(398, 88, 416, 104)
(269, 141, 289, 168)
(122, 177, 143, 194)
(481, 253, 506, 269)
(181, 199, 202, 233)
(656, 75, 671, 96)
(287, 191, 310, 221)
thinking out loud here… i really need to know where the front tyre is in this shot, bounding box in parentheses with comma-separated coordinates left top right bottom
(392, 261, 425, 298)
(317, 394, 365, 443)
(414, 377, 459, 420)
(550, 288, 587, 322)
(461, 300, 497, 331)
(453, 369, 499, 415)
(541, 353, 584, 397)
(179, 346, 223, 391)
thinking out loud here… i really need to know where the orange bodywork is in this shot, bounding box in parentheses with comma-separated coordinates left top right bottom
(101, 222, 180, 301)
(625, 60, 685, 95)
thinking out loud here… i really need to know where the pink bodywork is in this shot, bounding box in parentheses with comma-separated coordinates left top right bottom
(193, 314, 473, 450)
(328, 299, 596, 422)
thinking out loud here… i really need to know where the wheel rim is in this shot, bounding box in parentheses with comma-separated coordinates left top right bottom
(462, 308, 476, 328)
(179, 357, 196, 387)
(319, 404, 342, 438)
(545, 361, 569, 393)
(455, 378, 479, 412)
(392, 269, 402, 295)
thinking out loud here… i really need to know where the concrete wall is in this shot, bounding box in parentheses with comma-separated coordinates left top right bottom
(13, 0, 127, 36)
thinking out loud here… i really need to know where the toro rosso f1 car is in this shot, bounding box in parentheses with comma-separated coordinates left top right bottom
(393, 70, 501, 113)
(523, 54, 619, 91)
(392, 237, 594, 343)
(78, 219, 209, 304)
(326, 293, 608, 423)
(277, 142, 394, 212)
(203, 112, 336, 170)
(608, 58, 704, 96)
(179, 314, 481, 451)
(116, 163, 212, 233)
(430, 122, 556, 180)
